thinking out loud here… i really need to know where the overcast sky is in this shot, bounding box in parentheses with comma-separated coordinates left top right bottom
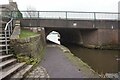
(0, 0, 120, 12)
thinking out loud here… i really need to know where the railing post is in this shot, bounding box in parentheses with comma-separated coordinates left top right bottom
(38, 11, 39, 18)
(93, 12, 96, 28)
(94, 12, 96, 20)
(8, 25, 10, 36)
(10, 11, 12, 18)
(5, 31, 8, 54)
(65, 12, 68, 28)
(10, 21, 12, 34)
(66, 12, 67, 20)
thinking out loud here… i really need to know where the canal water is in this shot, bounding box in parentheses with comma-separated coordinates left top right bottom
(47, 31, 119, 74)
(64, 44, 119, 74)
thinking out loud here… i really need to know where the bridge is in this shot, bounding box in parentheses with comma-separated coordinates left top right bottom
(14, 11, 118, 29)
(12, 11, 119, 49)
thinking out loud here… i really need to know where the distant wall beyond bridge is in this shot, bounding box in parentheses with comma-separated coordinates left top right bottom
(20, 18, 118, 29)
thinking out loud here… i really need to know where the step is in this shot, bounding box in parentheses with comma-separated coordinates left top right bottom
(0, 34, 9, 35)
(0, 40, 10, 42)
(0, 50, 10, 55)
(0, 44, 9, 47)
(0, 34, 5, 36)
(0, 29, 3, 31)
(0, 30, 9, 32)
(0, 59, 16, 68)
(0, 49, 10, 53)
(11, 65, 33, 78)
(0, 54, 13, 60)
(0, 21, 7, 24)
(0, 62, 26, 79)
(0, 37, 9, 39)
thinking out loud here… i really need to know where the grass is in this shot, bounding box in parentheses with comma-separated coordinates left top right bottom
(20, 29, 38, 39)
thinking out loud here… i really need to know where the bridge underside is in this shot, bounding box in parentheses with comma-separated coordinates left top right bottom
(45, 28, 119, 49)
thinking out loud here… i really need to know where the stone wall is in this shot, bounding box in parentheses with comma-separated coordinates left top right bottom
(11, 34, 44, 58)
(10, 21, 46, 61)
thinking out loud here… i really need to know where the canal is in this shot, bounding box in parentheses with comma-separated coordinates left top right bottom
(63, 43, 119, 74)
(47, 31, 119, 74)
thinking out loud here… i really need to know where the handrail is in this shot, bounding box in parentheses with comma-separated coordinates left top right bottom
(5, 18, 13, 31)
(2, 11, 118, 20)
(4, 18, 13, 54)
(17, 11, 119, 20)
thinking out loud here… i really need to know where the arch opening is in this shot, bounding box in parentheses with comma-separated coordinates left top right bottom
(47, 31, 61, 44)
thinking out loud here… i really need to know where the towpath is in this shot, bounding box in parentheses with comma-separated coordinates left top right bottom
(40, 45, 86, 78)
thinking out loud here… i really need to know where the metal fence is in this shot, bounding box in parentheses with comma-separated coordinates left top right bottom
(1, 11, 119, 20)
(20, 11, 119, 20)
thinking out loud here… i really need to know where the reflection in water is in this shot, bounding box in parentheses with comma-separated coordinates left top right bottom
(64, 44, 119, 74)
(47, 33, 119, 74)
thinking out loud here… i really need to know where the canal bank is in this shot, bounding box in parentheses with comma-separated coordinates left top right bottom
(40, 44, 100, 78)
(63, 43, 120, 78)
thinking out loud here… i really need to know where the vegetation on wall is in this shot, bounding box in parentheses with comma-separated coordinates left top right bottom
(20, 29, 38, 39)
(16, 54, 38, 65)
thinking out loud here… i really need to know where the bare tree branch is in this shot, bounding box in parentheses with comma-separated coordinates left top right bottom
(25, 6, 38, 18)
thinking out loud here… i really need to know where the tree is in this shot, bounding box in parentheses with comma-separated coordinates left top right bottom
(25, 6, 38, 18)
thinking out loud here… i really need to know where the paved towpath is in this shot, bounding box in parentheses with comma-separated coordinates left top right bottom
(40, 45, 84, 78)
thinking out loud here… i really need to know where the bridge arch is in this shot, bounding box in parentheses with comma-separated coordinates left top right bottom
(46, 31, 61, 44)
(45, 28, 83, 45)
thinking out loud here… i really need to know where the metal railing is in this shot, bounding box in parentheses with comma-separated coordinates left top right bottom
(1, 11, 119, 20)
(16, 11, 119, 20)
(4, 18, 13, 54)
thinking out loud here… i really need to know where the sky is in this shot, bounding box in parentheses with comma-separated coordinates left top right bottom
(0, 0, 120, 12)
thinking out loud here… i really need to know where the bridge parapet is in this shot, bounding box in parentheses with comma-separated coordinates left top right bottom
(10, 11, 119, 29)
(18, 11, 119, 20)
(19, 18, 118, 29)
